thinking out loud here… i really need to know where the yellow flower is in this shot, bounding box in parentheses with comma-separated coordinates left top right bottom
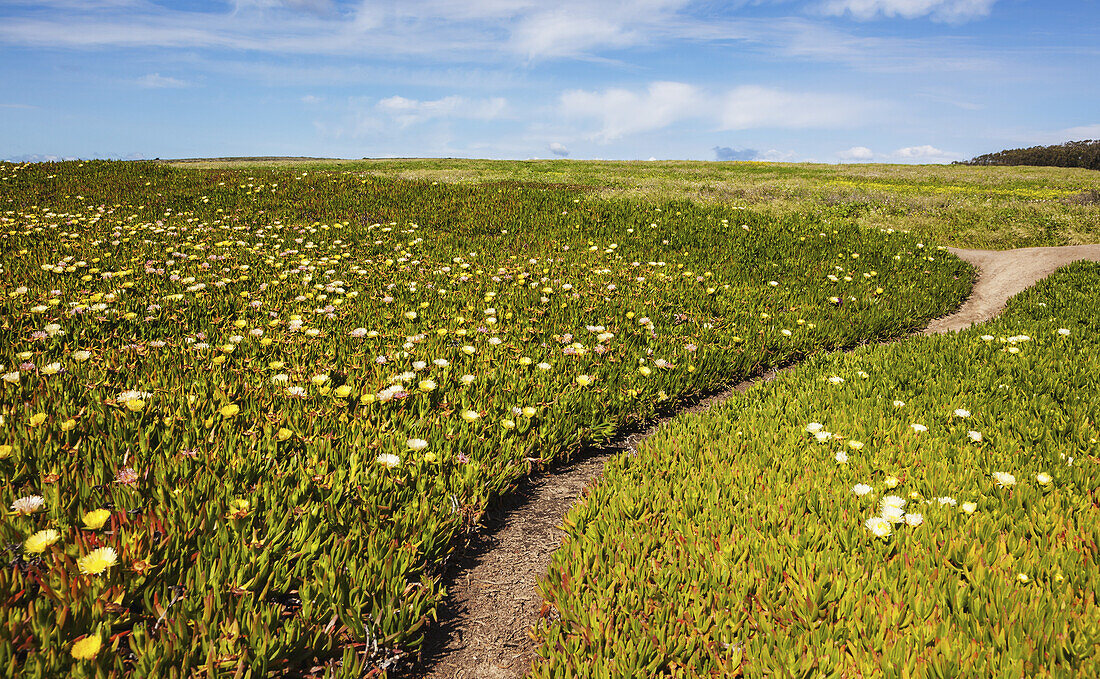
(71, 634, 102, 661)
(28, 413, 47, 427)
(60, 419, 77, 432)
(77, 547, 119, 575)
(0, 444, 12, 459)
(125, 399, 145, 412)
(334, 385, 352, 398)
(884, 476, 899, 488)
(575, 374, 593, 387)
(226, 499, 251, 519)
(24, 529, 60, 554)
(211, 355, 226, 366)
(82, 509, 111, 530)
(219, 404, 240, 418)
(276, 428, 293, 441)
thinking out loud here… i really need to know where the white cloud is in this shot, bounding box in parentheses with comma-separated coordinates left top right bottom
(136, 73, 189, 88)
(300, 94, 322, 104)
(838, 145, 874, 160)
(719, 86, 868, 130)
(820, 0, 998, 22)
(548, 141, 569, 156)
(894, 144, 957, 160)
(376, 95, 506, 127)
(562, 81, 874, 142)
(756, 149, 799, 162)
(560, 81, 703, 142)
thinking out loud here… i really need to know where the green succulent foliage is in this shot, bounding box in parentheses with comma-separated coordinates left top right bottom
(0, 161, 971, 676)
(534, 261, 1100, 678)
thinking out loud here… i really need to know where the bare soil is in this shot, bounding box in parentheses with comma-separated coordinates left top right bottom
(405, 245, 1100, 679)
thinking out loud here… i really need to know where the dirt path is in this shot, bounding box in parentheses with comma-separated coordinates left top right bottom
(408, 245, 1100, 679)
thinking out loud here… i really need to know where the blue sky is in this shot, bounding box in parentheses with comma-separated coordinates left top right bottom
(1, 0, 1098, 163)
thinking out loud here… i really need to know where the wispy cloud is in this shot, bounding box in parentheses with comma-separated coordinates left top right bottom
(136, 73, 190, 88)
(376, 95, 506, 127)
(563, 81, 878, 141)
(317, 93, 509, 141)
(720, 86, 872, 130)
(819, 0, 998, 22)
(561, 81, 703, 141)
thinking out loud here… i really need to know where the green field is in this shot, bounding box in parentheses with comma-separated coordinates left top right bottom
(169, 157, 1100, 250)
(535, 262, 1100, 677)
(0, 158, 1094, 677)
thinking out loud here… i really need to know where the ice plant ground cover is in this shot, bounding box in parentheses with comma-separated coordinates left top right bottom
(0, 161, 971, 676)
(534, 261, 1100, 677)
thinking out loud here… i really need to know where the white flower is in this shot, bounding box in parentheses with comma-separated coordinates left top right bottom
(1057, 328, 1070, 336)
(980, 334, 994, 341)
(881, 505, 905, 524)
(270, 374, 289, 384)
(992, 471, 1016, 488)
(881, 495, 906, 511)
(12, 495, 45, 514)
(960, 501, 977, 514)
(1036, 472, 1052, 486)
(406, 438, 428, 452)
(967, 430, 982, 442)
(536, 362, 551, 371)
(118, 390, 152, 403)
(904, 513, 923, 527)
(3, 372, 21, 384)
(814, 431, 833, 443)
(852, 483, 872, 496)
(865, 516, 892, 538)
(460, 374, 476, 386)
(835, 451, 849, 464)
(893, 400, 905, 407)
(805, 422, 824, 433)
(375, 453, 401, 468)
(910, 423, 927, 433)
(848, 440, 863, 450)
(937, 496, 957, 507)
(954, 409, 971, 418)
(71, 350, 92, 362)
(286, 386, 306, 397)
(828, 376, 844, 384)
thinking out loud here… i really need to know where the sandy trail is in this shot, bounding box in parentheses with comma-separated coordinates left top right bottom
(409, 244, 1100, 679)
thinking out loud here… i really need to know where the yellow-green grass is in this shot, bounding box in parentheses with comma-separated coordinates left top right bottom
(0, 161, 971, 676)
(163, 157, 1100, 250)
(535, 261, 1100, 678)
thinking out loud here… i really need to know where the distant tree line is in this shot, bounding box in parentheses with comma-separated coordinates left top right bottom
(956, 140, 1100, 170)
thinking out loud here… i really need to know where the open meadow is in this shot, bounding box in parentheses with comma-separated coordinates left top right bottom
(0, 159, 1097, 677)
(171, 158, 1100, 251)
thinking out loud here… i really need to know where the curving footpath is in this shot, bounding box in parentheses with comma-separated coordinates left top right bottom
(410, 244, 1100, 679)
